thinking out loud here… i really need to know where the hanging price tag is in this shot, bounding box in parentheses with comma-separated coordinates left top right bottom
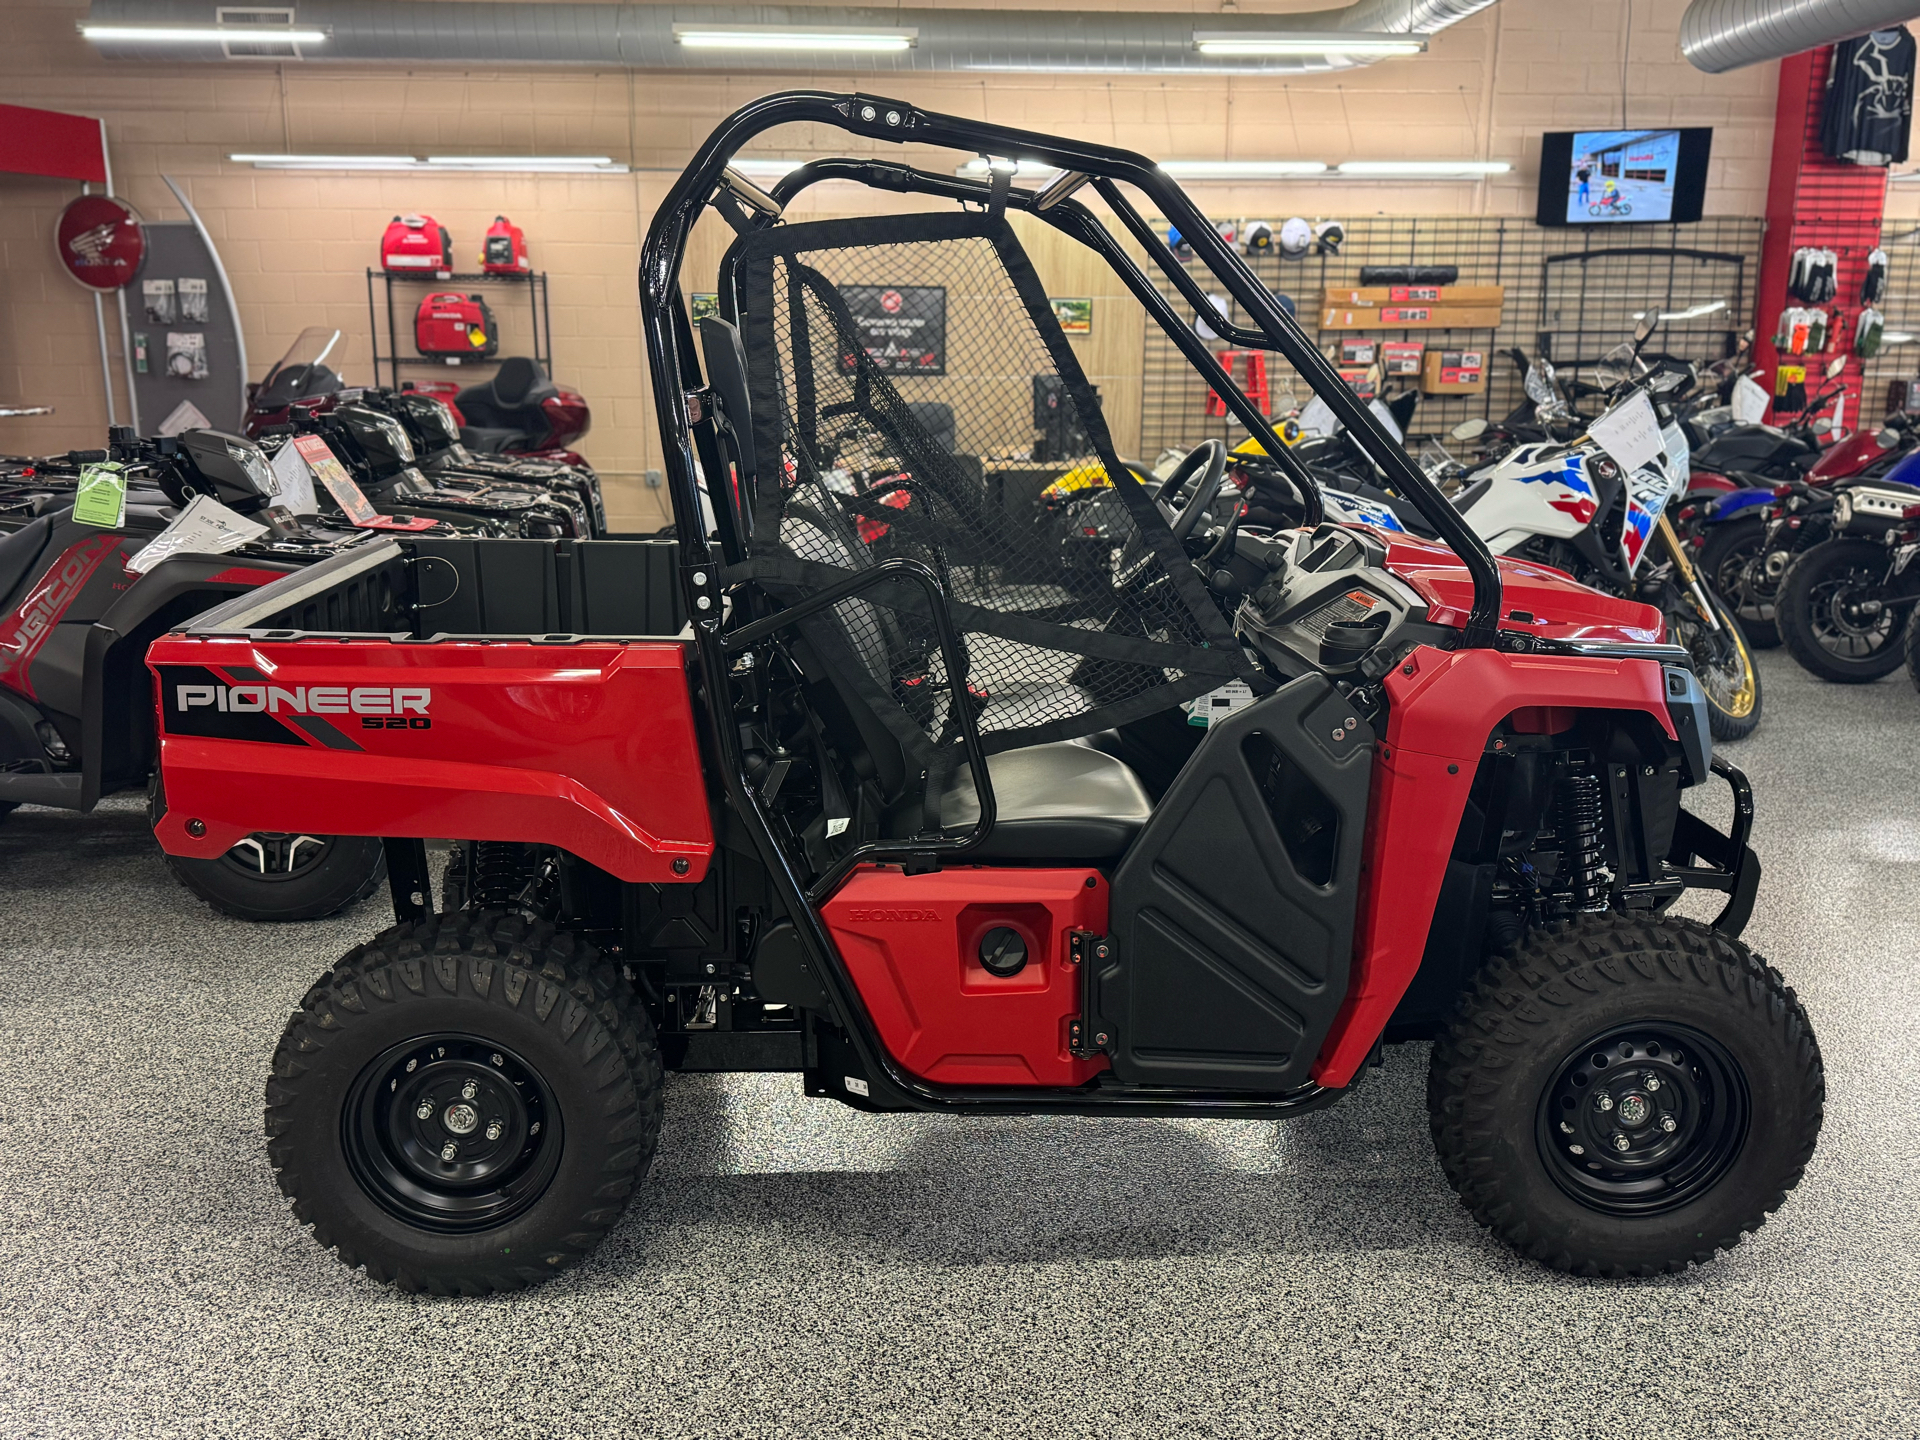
(73, 461, 129, 529)
(1587, 390, 1664, 473)
(290, 434, 436, 531)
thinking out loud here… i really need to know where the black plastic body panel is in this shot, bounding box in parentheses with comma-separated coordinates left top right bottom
(1096, 673, 1373, 1091)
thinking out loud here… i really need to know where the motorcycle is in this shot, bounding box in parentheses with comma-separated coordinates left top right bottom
(1773, 472, 1921, 683)
(0, 426, 396, 919)
(1694, 408, 1917, 647)
(1307, 326, 1761, 739)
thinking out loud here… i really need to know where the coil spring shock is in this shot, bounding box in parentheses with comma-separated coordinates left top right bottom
(1555, 770, 1611, 913)
(468, 841, 536, 908)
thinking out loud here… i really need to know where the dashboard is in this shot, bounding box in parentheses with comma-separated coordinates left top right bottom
(1232, 523, 1437, 679)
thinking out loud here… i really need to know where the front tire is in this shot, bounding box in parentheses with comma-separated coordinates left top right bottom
(266, 910, 662, 1294)
(1697, 515, 1780, 648)
(1429, 914, 1823, 1277)
(1776, 538, 1913, 683)
(1666, 587, 1762, 740)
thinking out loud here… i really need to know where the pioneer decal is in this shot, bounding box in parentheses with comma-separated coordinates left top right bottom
(172, 684, 430, 716)
(155, 665, 439, 749)
(0, 534, 128, 700)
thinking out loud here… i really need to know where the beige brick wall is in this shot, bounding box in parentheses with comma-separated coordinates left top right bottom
(2, 0, 1912, 528)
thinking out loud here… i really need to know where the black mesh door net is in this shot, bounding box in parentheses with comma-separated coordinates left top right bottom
(723, 209, 1260, 790)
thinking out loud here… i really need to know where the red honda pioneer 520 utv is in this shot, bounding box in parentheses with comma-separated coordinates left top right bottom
(148, 94, 1821, 1294)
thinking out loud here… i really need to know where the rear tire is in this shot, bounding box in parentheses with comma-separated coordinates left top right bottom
(1906, 613, 1919, 692)
(266, 909, 662, 1294)
(1697, 515, 1780, 649)
(1777, 538, 1912, 683)
(1428, 913, 1824, 1277)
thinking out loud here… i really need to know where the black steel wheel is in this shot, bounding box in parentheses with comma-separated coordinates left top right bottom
(1535, 1023, 1749, 1216)
(1429, 913, 1824, 1276)
(267, 909, 662, 1294)
(342, 1033, 563, 1234)
(1697, 515, 1781, 648)
(1777, 538, 1913, 683)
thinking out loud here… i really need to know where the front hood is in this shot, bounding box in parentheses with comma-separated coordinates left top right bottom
(1379, 532, 1664, 646)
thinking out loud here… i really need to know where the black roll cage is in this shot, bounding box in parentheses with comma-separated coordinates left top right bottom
(635, 90, 1506, 1116)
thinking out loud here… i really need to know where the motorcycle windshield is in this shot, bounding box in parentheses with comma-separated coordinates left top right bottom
(256, 327, 345, 409)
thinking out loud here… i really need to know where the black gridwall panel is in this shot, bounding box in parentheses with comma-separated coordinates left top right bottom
(1138, 215, 1763, 456)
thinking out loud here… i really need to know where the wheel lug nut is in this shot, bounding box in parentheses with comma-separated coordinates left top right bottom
(1594, 1091, 1614, 1112)
(490, 1053, 504, 1066)
(485, 1120, 504, 1141)
(414, 1101, 434, 1121)
(1568, 1143, 1585, 1155)
(439, 1141, 458, 1162)
(1660, 1115, 1677, 1133)
(1611, 1132, 1631, 1152)
(1559, 1121, 1574, 1135)
(1643, 1072, 1662, 1092)
(460, 1079, 479, 1102)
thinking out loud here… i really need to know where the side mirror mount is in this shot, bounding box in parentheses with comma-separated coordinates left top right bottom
(1827, 355, 1848, 379)
(1812, 417, 1834, 435)
(1451, 417, 1490, 441)
(1634, 313, 1658, 344)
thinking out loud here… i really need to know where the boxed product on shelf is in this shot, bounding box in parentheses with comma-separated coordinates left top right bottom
(1336, 365, 1377, 400)
(1319, 304, 1504, 330)
(1422, 348, 1487, 394)
(1338, 337, 1378, 365)
(1381, 341, 1426, 377)
(1323, 284, 1506, 306)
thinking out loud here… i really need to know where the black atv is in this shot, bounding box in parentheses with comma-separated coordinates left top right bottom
(0, 427, 396, 920)
(257, 404, 591, 540)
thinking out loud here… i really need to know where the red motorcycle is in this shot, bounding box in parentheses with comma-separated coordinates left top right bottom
(410, 356, 591, 466)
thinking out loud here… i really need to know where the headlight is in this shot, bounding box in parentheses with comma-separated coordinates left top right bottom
(1833, 492, 1853, 528)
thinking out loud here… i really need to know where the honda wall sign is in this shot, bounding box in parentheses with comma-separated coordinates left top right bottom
(56, 195, 146, 291)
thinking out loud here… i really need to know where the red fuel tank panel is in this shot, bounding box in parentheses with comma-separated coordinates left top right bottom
(821, 866, 1111, 1089)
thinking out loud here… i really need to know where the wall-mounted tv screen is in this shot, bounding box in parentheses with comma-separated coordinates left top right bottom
(1537, 128, 1712, 226)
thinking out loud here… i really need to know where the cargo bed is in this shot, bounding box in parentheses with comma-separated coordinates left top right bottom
(147, 535, 714, 885)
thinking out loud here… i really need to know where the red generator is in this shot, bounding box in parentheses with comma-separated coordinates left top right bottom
(379, 214, 453, 276)
(481, 215, 530, 274)
(414, 292, 498, 360)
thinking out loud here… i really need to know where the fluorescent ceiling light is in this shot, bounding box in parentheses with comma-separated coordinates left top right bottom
(82, 24, 327, 44)
(1337, 160, 1511, 178)
(673, 25, 915, 52)
(729, 160, 805, 180)
(1161, 160, 1330, 179)
(1193, 30, 1427, 57)
(231, 154, 628, 173)
(231, 153, 418, 170)
(427, 155, 627, 172)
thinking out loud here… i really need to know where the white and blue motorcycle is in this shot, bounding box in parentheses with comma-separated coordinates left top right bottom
(1311, 345, 1761, 739)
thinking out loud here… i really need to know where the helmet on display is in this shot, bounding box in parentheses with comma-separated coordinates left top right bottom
(1215, 220, 1238, 249)
(1193, 293, 1230, 340)
(1278, 217, 1312, 259)
(1314, 220, 1346, 255)
(1166, 225, 1194, 261)
(1243, 220, 1274, 254)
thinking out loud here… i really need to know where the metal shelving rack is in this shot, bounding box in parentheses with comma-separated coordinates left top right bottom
(364, 268, 553, 391)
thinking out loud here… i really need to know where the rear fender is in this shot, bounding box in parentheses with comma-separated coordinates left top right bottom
(147, 634, 713, 882)
(1311, 645, 1675, 1087)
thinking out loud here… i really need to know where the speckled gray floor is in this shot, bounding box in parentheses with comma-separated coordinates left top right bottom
(0, 649, 1913, 1438)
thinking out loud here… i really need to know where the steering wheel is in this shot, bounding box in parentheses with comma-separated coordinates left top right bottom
(1151, 439, 1228, 540)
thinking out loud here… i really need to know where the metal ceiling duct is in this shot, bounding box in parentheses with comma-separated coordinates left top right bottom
(1680, 0, 1917, 74)
(82, 0, 1502, 75)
